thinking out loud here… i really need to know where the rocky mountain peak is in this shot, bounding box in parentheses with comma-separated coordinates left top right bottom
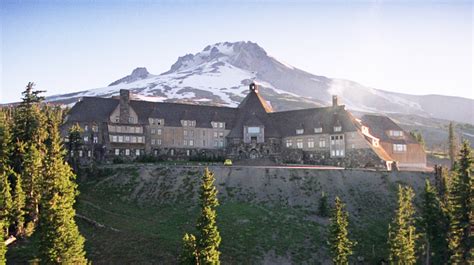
(109, 67, 150, 86)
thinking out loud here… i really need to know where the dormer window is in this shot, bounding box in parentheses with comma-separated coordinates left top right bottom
(389, 130, 403, 137)
(149, 118, 164, 126)
(296, 129, 304, 135)
(129, 117, 135, 123)
(334, 126, 342, 132)
(212, 122, 225, 129)
(182, 120, 196, 127)
(314, 127, 322, 133)
(247, 127, 260, 134)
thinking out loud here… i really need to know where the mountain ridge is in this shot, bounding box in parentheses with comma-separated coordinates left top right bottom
(45, 41, 473, 125)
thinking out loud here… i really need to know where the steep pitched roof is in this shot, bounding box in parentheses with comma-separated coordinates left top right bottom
(66, 97, 118, 122)
(268, 106, 358, 137)
(361, 114, 418, 144)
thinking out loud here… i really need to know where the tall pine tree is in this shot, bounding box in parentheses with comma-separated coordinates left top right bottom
(0, 110, 13, 234)
(420, 180, 449, 264)
(68, 123, 83, 172)
(10, 83, 47, 235)
(181, 168, 221, 265)
(388, 185, 418, 264)
(38, 107, 88, 264)
(448, 122, 457, 169)
(327, 196, 355, 265)
(196, 168, 221, 264)
(447, 140, 473, 263)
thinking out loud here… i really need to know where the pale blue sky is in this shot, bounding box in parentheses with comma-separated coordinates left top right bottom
(1, 0, 472, 103)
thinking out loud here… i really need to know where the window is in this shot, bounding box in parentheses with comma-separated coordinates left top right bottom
(92, 125, 98, 132)
(157, 119, 163, 125)
(183, 139, 188, 146)
(125, 136, 130, 142)
(125, 149, 130, 156)
(218, 140, 224, 147)
(219, 132, 224, 138)
(296, 129, 304, 135)
(111, 135, 117, 142)
(117, 126, 122, 133)
(131, 136, 137, 143)
(115, 117, 119, 123)
(248, 127, 260, 134)
(184, 130, 188, 137)
(330, 135, 344, 145)
(389, 130, 404, 137)
(135, 127, 141, 133)
(84, 125, 89, 131)
(157, 139, 162, 145)
(296, 139, 303, 149)
(115, 149, 120, 156)
(308, 138, 314, 148)
(170, 149, 174, 156)
(213, 131, 218, 138)
(186, 150, 190, 156)
(319, 138, 326, 148)
(183, 120, 188, 126)
(189, 130, 194, 137)
(64, 137, 69, 143)
(314, 127, 322, 133)
(79, 150, 83, 157)
(93, 136, 98, 143)
(87, 150, 91, 157)
(214, 140, 219, 147)
(189, 140, 194, 146)
(136, 149, 140, 156)
(393, 144, 407, 152)
(129, 117, 135, 123)
(286, 139, 292, 148)
(334, 126, 342, 132)
(137, 136, 143, 143)
(157, 129, 162, 135)
(151, 139, 156, 145)
(151, 128, 156, 134)
(118, 136, 124, 143)
(219, 122, 224, 128)
(84, 136, 89, 142)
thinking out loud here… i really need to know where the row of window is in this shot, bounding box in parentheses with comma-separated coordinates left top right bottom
(70, 150, 92, 157)
(151, 128, 162, 135)
(211, 122, 225, 129)
(83, 124, 99, 132)
(330, 135, 344, 145)
(295, 126, 341, 135)
(286, 138, 327, 149)
(83, 136, 98, 143)
(108, 125, 143, 134)
(149, 118, 164, 126)
(114, 149, 144, 156)
(181, 120, 196, 127)
(393, 144, 407, 152)
(151, 138, 225, 148)
(110, 135, 145, 143)
(113, 116, 136, 123)
(389, 130, 404, 137)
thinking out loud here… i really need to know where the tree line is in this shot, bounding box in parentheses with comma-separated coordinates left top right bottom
(0, 83, 87, 264)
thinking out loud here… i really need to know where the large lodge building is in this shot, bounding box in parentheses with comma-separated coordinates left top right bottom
(62, 83, 427, 170)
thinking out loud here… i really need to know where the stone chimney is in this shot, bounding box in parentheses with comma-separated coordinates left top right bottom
(332, 95, 339, 107)
(119, 89, 130, 123)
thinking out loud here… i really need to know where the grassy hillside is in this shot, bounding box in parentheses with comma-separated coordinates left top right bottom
(7, 165, 432, 264)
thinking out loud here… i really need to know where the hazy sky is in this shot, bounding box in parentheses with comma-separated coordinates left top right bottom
(1, 0, 472, 103)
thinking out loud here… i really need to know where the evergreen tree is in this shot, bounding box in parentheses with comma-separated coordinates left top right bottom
(180, 233, 198, 265)
(410, 131, 425, 149)
(68, 123, 83, 172)
(318, 191, 329, 217)
(38, 108, 88, 264)
(448, 122, 457, 169)
(420, 180, 449, 264)
(0, 221, 6, 265)
(0, 110, 13, 233)
(447, 140, 473, 263)
(11, 170, 25, 237)
(327, 196, 355, 265)
(196, 168, 221, 265)
(388, 185, 418, 264)
(9, 83, 47, 235)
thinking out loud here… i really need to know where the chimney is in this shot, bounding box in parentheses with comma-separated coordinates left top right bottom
(119, 89, 130, 123)
(332, 95, 339, 107)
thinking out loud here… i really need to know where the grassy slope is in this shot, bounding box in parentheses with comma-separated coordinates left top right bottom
(7, 166, 429, 264)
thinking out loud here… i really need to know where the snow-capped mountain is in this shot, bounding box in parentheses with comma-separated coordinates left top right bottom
(46, 41, 474, 125)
